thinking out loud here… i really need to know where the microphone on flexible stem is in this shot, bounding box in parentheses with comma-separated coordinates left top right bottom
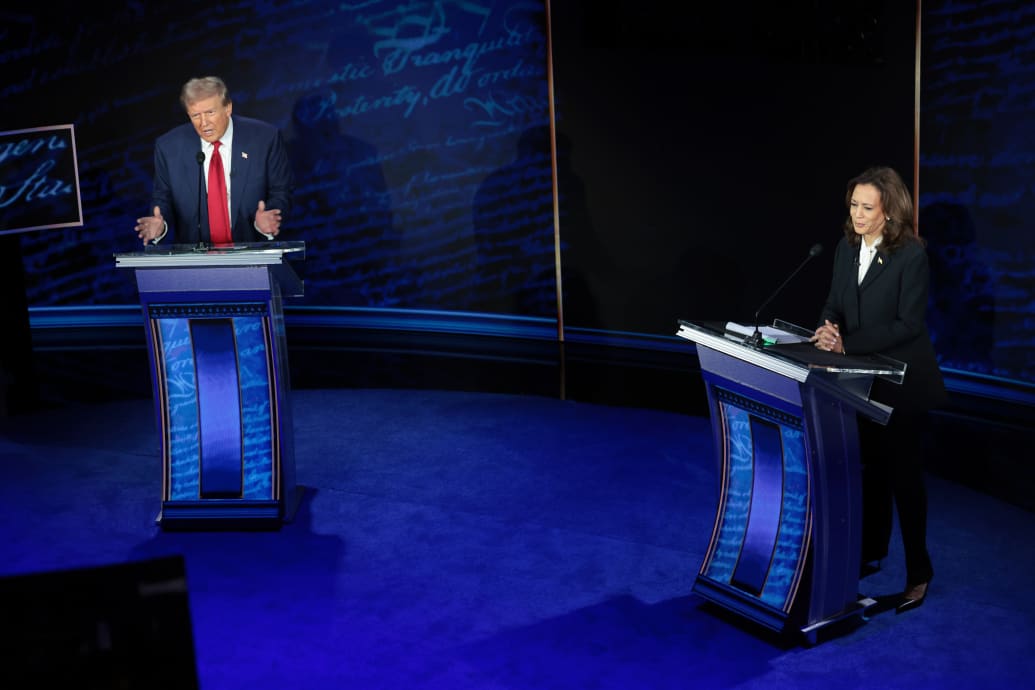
(744, 242, 824, 349)
(195, 150, 207, 251)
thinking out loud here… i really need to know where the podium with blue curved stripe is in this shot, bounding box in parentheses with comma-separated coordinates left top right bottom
(676, 320, 902, 642)
(117, 243, 304, 529)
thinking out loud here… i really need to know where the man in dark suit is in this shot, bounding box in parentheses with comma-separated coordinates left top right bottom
(135, 76, 294, 245)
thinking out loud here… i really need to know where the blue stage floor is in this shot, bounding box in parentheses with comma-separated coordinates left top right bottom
(1, 388, 1032, 689)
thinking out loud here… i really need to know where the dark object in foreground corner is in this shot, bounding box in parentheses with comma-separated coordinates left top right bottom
(0, 555, 199, 689)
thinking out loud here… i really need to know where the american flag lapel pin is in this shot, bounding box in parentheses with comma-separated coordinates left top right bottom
(241, 152, 248, 159)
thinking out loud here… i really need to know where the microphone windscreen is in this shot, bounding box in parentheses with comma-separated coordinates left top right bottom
(809, 243, 823, 257)
(196, 151, 206, 164)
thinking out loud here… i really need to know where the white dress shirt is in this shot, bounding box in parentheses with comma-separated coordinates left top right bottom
(858, 236, 882, 284)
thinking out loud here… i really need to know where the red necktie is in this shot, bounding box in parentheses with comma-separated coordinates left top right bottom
(207, 141, 232, 245)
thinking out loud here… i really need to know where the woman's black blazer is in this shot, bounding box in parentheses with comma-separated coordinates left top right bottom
(819, 235, 947, 413)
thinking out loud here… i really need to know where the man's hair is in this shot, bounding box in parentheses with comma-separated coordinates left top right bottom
(180, 76, 230, 109)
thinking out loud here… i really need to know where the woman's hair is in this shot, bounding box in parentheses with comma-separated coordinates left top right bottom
(180, 76, 231, 109)
(842, 166, 921, 252)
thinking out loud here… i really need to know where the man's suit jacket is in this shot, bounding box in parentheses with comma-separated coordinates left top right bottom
(151, 116, 294, 244)
(819, 235, 946, 413)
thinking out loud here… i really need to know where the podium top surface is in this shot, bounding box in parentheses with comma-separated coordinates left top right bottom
(676, 319, 905, 384)
(114, 241, 305, 268)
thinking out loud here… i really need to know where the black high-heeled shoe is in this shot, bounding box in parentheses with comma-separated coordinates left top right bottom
(895, 580, 930, 614)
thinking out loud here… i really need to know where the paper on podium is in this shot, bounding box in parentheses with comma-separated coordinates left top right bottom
(725, 321, 812, 345)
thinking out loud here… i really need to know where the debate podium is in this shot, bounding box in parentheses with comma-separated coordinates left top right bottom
(116, 243, 305, 529)
(676, 319, 904, 643)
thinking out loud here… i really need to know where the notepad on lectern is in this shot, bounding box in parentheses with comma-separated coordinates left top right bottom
(724, 322, 811, 345)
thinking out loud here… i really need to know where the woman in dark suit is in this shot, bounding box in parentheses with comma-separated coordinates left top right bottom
(812, 166, 946, 613)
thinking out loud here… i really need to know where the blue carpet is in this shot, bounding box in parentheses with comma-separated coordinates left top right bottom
(0, 389, 1032, 689)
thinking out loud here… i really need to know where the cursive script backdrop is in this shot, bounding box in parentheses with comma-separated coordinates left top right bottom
(920, 1, 1035, 384)
(4, 1, 555, 314)
(0, 125, 82, 235)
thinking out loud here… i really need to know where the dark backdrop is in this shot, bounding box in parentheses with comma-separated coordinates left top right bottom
(550, 2, 916, 333)
(2, 1, 1032, 389)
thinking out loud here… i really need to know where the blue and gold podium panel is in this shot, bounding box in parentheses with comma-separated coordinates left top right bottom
(696, 386, 811, 625)
(148, 303, 279, 505)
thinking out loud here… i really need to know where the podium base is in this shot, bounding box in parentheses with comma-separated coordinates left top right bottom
(801, 595, 877, 646)
(155, 486, 307, 531)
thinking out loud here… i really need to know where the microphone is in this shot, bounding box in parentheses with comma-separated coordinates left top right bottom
(744, 243, 823, 349)
(196, 150, 206, 249)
